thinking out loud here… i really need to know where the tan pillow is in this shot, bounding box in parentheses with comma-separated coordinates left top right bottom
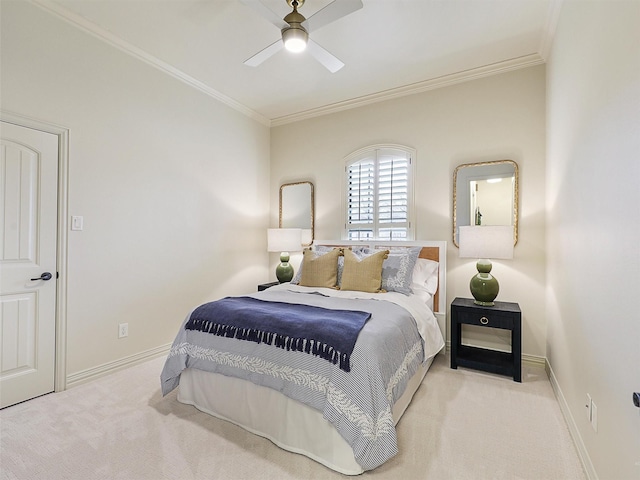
(299, 248, 342, 289)
(340, 249, 389, 293)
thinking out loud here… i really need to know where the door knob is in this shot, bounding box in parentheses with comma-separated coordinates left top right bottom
(30, 272, 52, 281)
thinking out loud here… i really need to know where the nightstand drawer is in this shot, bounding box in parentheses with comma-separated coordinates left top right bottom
(456, 310, 514, 329)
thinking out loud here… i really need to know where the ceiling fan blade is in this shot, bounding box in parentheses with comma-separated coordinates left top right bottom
(244, 39, 284, 67)
(238, 0, 288, 29)
(302, 0, 363, 32)
(307, 39, 344, 73)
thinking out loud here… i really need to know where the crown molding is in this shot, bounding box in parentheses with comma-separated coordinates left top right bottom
(29, 0, 271, 127)
(29, 0, 547, 129)
(538, 0, 564, 61)
(271, 53, 545, 126)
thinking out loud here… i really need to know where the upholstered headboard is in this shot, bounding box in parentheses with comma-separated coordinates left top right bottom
(313, 240, 447, 340)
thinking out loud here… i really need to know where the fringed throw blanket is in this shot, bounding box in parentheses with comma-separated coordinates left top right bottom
(185, 296, 371, 372)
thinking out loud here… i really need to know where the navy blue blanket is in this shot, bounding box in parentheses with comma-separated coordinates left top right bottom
(185, 297, 371, 372)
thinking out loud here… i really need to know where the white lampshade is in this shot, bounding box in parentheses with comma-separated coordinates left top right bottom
(267, 228, 302, 253)
(459, 226, 514, 259)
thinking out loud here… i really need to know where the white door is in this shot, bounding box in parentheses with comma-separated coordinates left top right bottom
(0, 121, 59, 408)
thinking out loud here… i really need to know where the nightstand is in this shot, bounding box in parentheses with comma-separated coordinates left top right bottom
(258, 281, 280, 291)
(450, 297, 522, 382)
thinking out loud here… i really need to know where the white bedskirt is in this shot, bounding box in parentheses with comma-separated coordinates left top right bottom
(177, 356, 434, 475)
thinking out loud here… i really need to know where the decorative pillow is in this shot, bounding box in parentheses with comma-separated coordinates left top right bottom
(377, 246, 422, 295)
(314, 245, 368, 285)
(299, 247, 342, 289)
(412, 258, 439, 295)
(290, 252, 312, 285)
(340, 249, 389, 293)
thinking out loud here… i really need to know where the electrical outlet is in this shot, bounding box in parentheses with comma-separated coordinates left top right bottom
(118, 323, 128, 339)
(591, 400, 598, 432)
(586, 394, 592, 421)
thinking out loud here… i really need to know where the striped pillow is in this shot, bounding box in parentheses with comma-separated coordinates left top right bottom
(340, 249, 389, 293)
(299, 248, 342, 289)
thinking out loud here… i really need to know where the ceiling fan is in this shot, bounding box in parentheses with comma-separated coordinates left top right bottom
(240, 0, 363, 73)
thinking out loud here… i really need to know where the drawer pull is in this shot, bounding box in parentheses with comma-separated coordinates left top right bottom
(480, 316, 489, 325)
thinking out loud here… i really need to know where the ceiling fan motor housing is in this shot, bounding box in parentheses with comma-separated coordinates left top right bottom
(282, 2, 308, 52)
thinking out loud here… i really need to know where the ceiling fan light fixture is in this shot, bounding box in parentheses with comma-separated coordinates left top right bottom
(242, 0, 361, 71)
(282, 26, 308, 53)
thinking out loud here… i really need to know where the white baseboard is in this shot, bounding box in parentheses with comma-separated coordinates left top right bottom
(66, 343, 171, 389)
(546, 360, 598, 480)
(522, 353, 546, 367)
(443, 345, 594, 478)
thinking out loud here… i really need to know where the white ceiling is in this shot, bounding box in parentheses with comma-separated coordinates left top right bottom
(37, 0, 555, 125)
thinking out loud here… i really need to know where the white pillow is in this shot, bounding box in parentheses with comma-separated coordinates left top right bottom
(411, 258, 439, 295)
(410, 283, 434, 309)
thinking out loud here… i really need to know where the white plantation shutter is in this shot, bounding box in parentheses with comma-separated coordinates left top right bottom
(345, 146, 414, 241)
(347, 159, 375, 240)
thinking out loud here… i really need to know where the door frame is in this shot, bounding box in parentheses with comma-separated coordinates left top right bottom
(1, 111, 69, 392)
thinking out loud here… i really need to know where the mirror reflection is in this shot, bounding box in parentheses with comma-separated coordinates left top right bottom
(280, 181, 314, 246)
(453, 160, 518, 247)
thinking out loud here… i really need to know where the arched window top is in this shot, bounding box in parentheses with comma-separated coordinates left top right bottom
(343, 145, 415, 241)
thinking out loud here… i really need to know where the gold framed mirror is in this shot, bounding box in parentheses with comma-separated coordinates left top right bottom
(453, 160, 518, 247)
(279, 181, 314, 246)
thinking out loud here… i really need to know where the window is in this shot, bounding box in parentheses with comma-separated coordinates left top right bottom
(344, 145, 415, 241)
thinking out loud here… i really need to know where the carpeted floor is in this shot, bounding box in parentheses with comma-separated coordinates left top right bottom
(0, 354, 586, 480)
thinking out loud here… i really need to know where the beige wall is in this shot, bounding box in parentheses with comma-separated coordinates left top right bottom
(1, 2, 271, 378)
(546, 2, 640, 478)
(271, 66, 547, 358)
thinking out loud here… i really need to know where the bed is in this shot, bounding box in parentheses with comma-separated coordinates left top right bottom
(161, 240, 447, 475)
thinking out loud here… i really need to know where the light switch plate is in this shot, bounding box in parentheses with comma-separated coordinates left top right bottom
(71, 216, 83, 231)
